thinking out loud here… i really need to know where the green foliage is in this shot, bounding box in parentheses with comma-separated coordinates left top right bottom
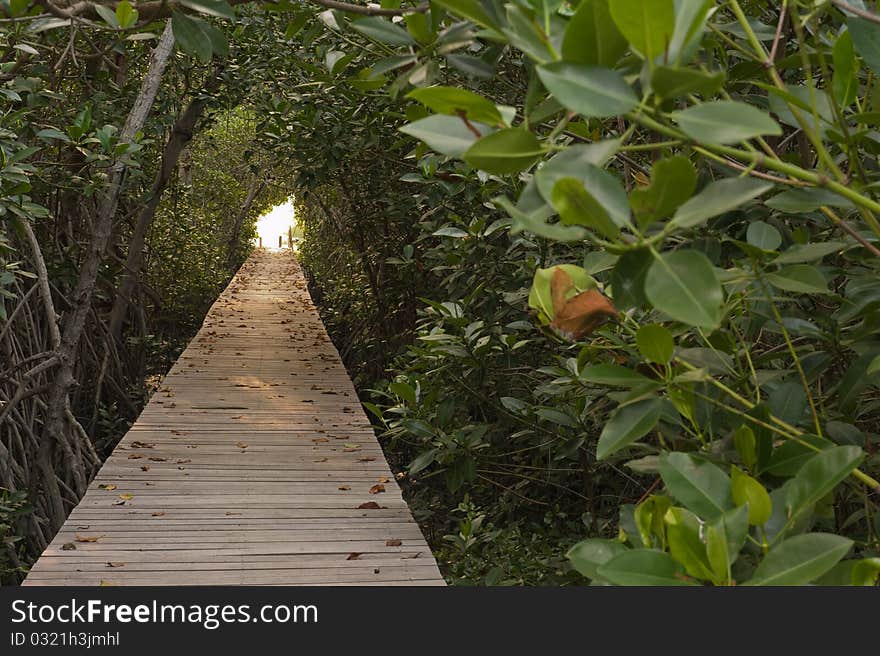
(294, 0, 880, 585)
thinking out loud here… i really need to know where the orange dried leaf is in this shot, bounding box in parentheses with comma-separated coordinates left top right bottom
(75, 534, 101, 543)
(549, 268, 618, 340)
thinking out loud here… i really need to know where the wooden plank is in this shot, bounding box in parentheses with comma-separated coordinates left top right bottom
(24, 251, 443, 587)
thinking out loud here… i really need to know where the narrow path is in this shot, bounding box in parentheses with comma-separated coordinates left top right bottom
(25, 251, 444, 586)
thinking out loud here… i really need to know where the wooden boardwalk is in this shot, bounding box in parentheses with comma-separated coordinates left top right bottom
(25, 251, 444, 586)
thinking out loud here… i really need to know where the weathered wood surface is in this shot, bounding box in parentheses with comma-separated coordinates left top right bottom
(25, 250, 443, 586)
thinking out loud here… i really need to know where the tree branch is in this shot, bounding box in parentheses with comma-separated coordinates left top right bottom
(831, 0, 880, 25)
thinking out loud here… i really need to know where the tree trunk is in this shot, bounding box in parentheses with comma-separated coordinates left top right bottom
(108, 72, 221, 341)
(35, 21, 176, 530)
(225, 177, 265, 269)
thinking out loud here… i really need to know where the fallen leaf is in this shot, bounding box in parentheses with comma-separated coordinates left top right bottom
(358, 502, 381, 510)
(75, 534, 102, 543)
(61, 542, 76, 551)
(358, 457, 376, 463)
(151, 512, 165, 517)
(369, 484, 386, 494)
(127, 454, 143, 460)
(235, 442, 249, 449)
(99, 581, 115, 587)
(148, 457, 167, 462)
(343, 443, 361, 450)
(378, 476, 390, 484)
(106, 562, 125, 568)
(549, 267, 618, 339)
(346, 553, 361, 560)
(118, 494, 134, 501)
(386, 539, 402, 547)
(130, 441, 155, 449)
(338, 485, 351, 491)
(175, 459, 191, 464)
(98, 484, 117, 491)
(314, 457, 328, 463)
(140, 465, 150, 472)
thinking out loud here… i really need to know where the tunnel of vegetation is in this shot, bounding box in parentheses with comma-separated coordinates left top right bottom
(2, 0, 880, 586)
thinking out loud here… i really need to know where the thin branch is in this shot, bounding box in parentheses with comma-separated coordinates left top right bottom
(831, 0, 880, 25)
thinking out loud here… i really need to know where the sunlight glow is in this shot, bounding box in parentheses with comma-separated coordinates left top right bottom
(254, 200, 296, 250)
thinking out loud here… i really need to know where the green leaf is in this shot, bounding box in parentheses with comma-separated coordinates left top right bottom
(551, 178, 620, 239)
(499, 196, 588, 242)
(671, 178, 771, 230)
(671, 101, 782, 145)
(706, 505, 749, 582)
(400, 115, 495, 158)
(171, 12, 213, 62)
(501, 4, 555, 63)
(407, 86, 503, 126)
(651, 66, 725, 99)
(351, 17, 416, 46)
(35, 128, 71, 142)
(665, 507, 715, 580)
(115, 0, 138, 29)
(667, 0, 713, 64)
(851, 558, 880, 586)
(833, 29, 859, 106)
(609, 0, 675, 61)
(730, 466, 772, 525)
(659, 452, 733, 520)
(579, 363, 653, 387)
(537, 62, 638, 118)
(566, 538, 628, 580)
(463, 128, 544, 174)
(786, 446, 864, 527)
(636, 324, 674, 364)
(630, 155, 697, 227)
(179, 0, 235, 19)
(766, 264, 829, 295)
(609, 248, 651, 310)
(774, 242, 847, 264)
(534, 140, 620, 204)
(733, 425, 757, 469)
(765, 187, 851, 213)
(432, 0, 497, 28)
(202, 22, 228, 58)
(767, 381, 807, 426)
(645, 250, 723, 328)
(562, 0, 627, 66)
(746, 221, 782, 251)
(95, 4, 119, 28)
(765, 435, 834, 478)
(596, 397, 662, 460)
(408, 448, 437, 475)
(597, 549, 694, 585)
(746, 533, 853, 586)
(848, 16, 880, 74)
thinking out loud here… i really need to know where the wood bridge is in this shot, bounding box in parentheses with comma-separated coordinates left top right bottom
(25, 251, 444, 586)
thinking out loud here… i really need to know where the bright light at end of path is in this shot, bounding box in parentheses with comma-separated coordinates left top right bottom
(254, 200, 296, 250)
